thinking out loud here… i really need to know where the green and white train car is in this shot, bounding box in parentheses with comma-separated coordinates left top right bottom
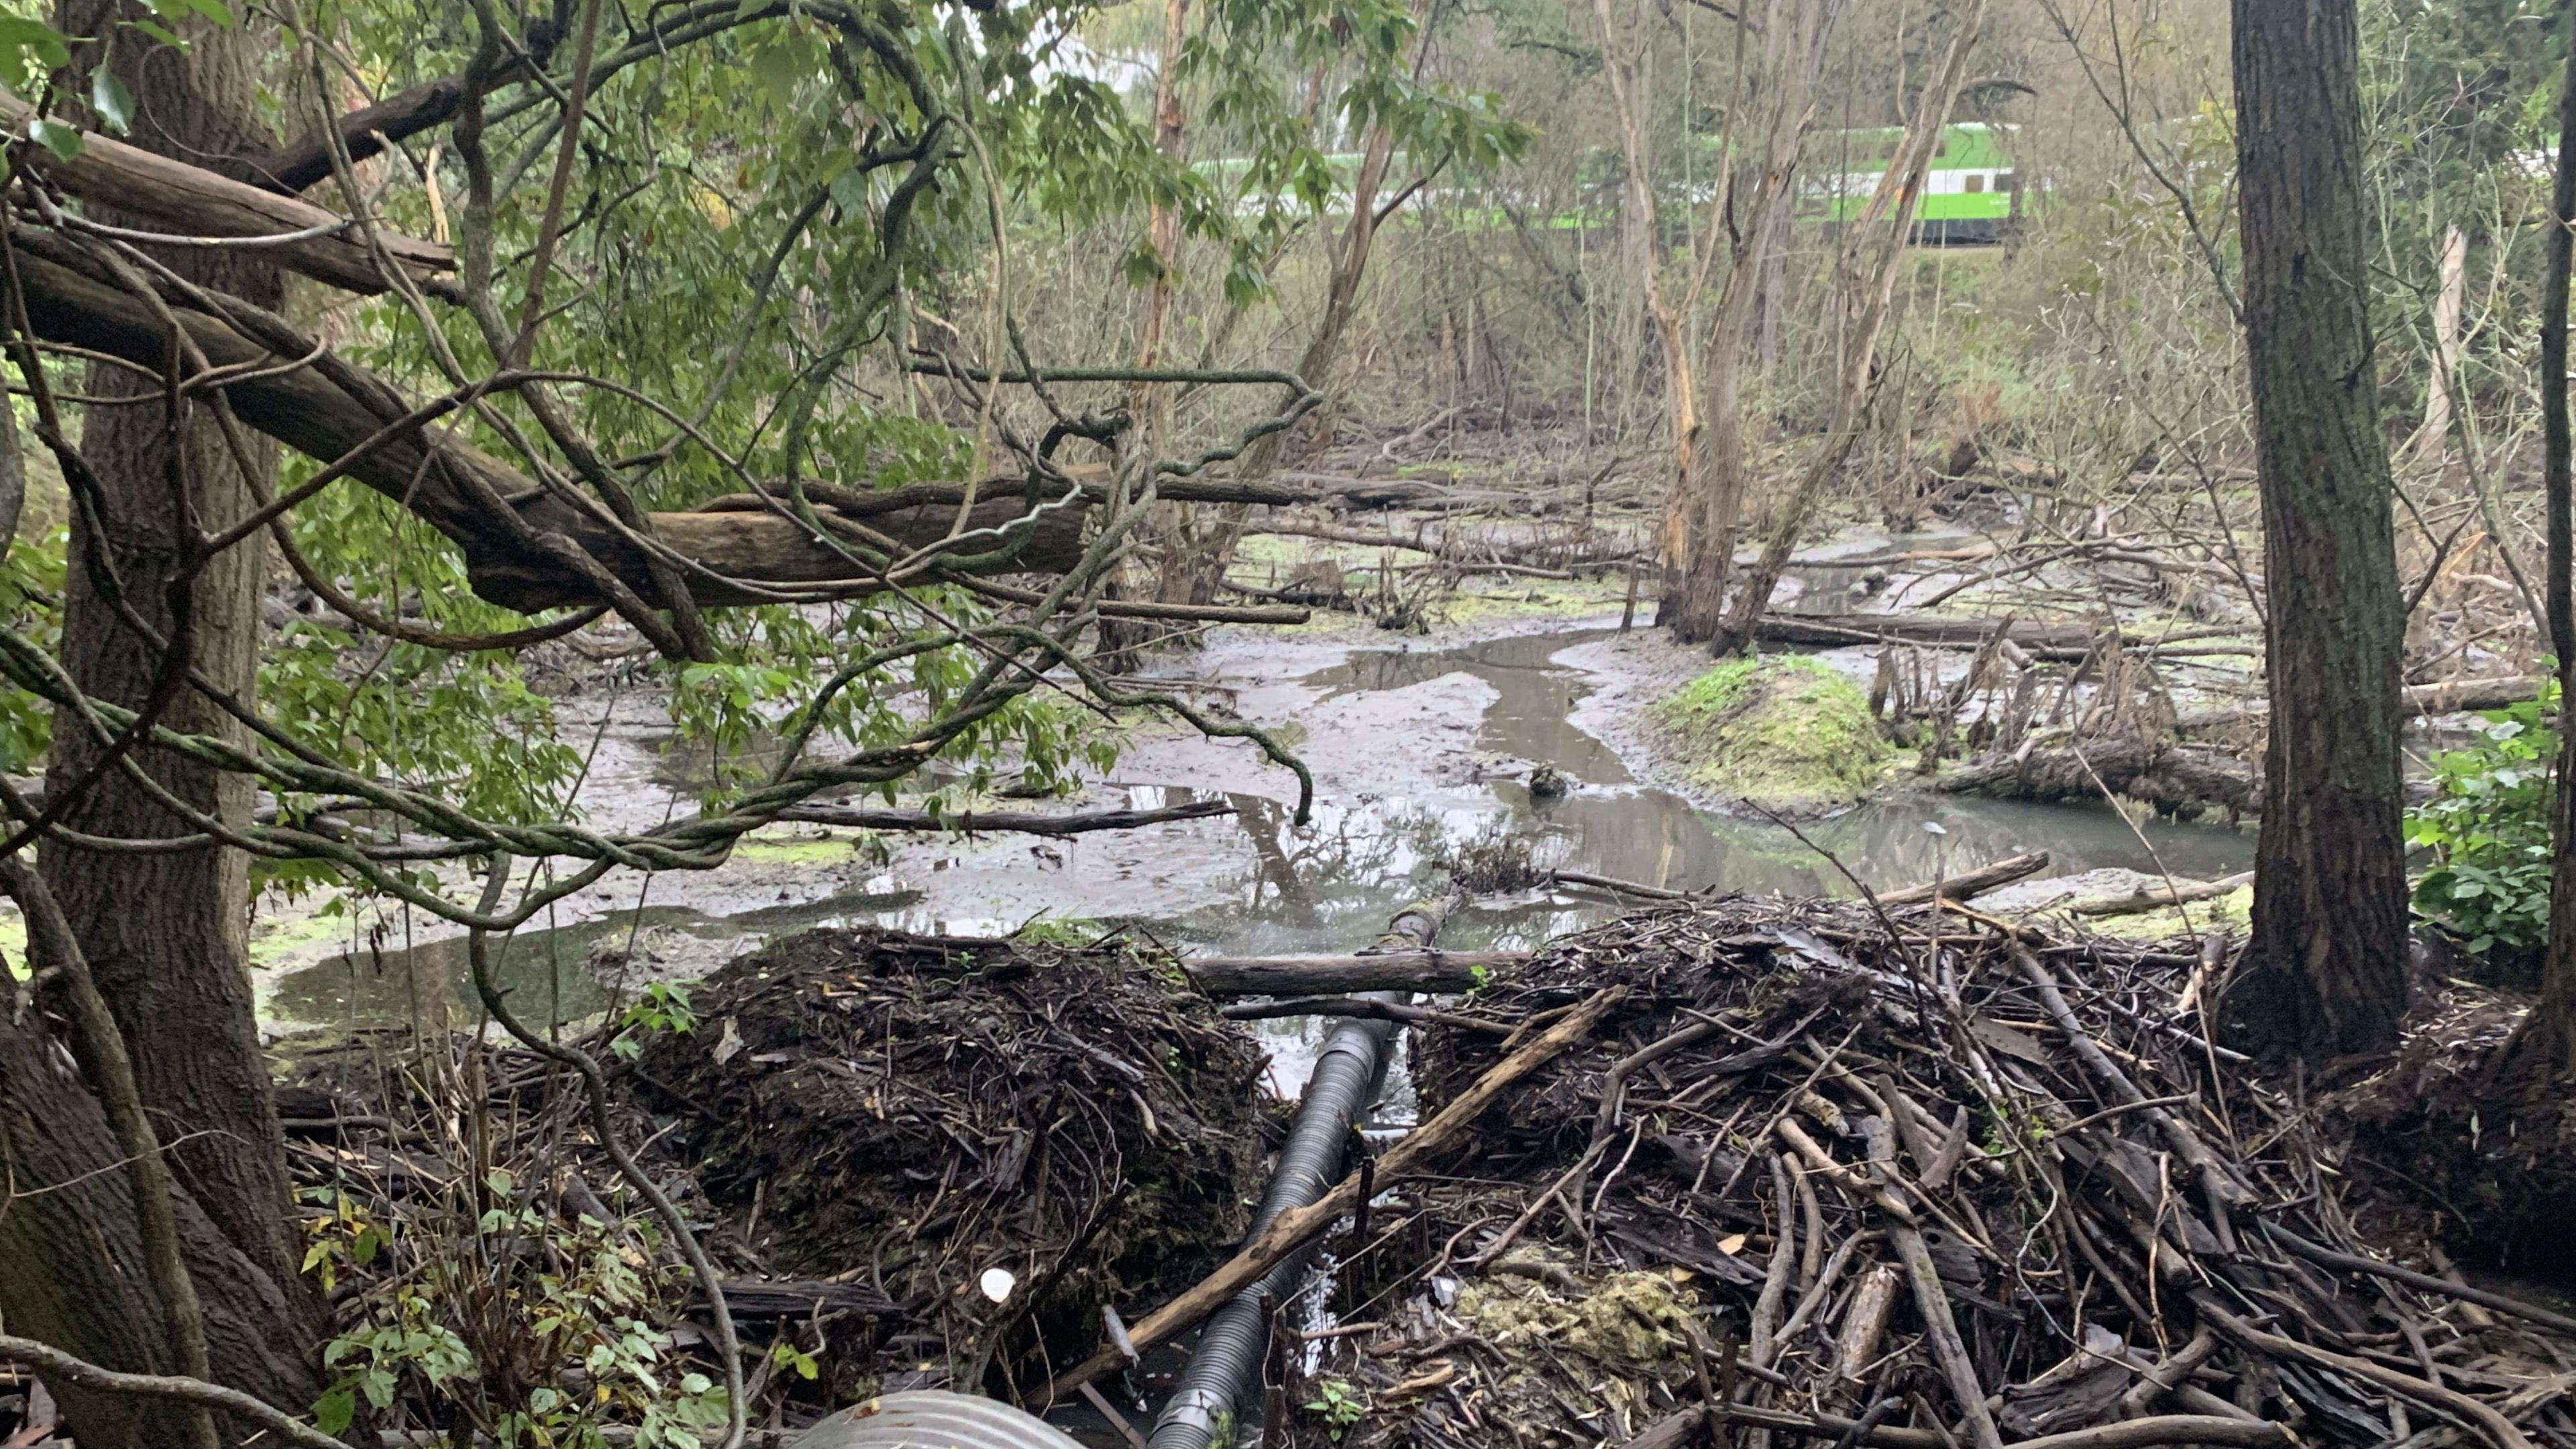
(1193, 121, 2019, 245)
(1796, 122, 2018, 244)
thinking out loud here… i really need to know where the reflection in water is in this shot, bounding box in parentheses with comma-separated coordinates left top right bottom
(270, 888, 925, 1035)
(269, 624, 2254, 1109)
(1246, 629, 2252, 943)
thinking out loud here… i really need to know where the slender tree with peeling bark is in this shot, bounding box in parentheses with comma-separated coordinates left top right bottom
(1668, 0, 1834, 643)
(1712, 0, 1988, 655)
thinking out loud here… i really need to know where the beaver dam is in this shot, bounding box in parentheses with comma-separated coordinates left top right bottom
(260, 876, 2576, 1449)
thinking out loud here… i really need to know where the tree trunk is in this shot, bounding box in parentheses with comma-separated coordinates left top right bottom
(1671, 0, 1830, 642)
(0, 1006, 322, 1445)
(19, 2, 323, 1424)
(2221, 0, 2410, 1061)
(1591, 0, 1699, 626)
(1163, 0, 1432, 608)
(1711, 0, 1983, 654)
(1129, 0, 1190, 458)
(2412, 225, 2466, 469)
(2530, 7, 2576, 1067)
(1107, 0, 1191, 663)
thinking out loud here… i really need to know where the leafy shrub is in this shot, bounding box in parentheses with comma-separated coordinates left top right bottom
(2406, 685, 2559, 956)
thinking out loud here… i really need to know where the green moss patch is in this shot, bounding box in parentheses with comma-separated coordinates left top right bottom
(1649, 655, 1892, 817)
(2084, 883, 2253, 943)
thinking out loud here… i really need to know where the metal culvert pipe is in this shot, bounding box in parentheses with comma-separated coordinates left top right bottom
(795, 1389, 1087, 1448)
(1146, 902, 1448, 1449)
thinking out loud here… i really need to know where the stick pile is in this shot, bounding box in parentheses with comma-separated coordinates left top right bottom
(1301, 898, 2576, 1449)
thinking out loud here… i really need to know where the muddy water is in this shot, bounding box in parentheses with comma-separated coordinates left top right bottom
(266, 620, 2255, 1117)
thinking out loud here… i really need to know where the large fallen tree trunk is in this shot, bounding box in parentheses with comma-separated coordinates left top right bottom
(0, 98, 451, 297)
(7, 237, 1306, 623)
(1935, 736, 2260, 814)
(1754, 613, 2249, 655)
(2061, 871, 2255, 917)
(2176, 675, 2546, 734)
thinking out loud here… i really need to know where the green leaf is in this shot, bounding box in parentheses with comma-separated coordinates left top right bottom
(313, 1386, 356, 1436)
(89, 70, 133, 134)
(29, 117, 82, 162)
(486, 1167, 515, 1197)
(0, 17, 68, 68)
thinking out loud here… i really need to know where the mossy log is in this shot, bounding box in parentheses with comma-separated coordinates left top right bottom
(1935, 737, 2259, 814)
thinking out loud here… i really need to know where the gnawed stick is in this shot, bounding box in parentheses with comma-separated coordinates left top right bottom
(2261, 1221, 2576, 1336)
(1858, 1106, 2002, 1449)
(2012, 945, 2251, 1216)
(2197, 1298, 2532, 1449)
(1034, 985, 1626, 1406)
(1874, 849, 2052, 906)
(1894, 1222, 2004, 1449)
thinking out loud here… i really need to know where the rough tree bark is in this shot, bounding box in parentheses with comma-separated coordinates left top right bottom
(0, 1006, 325, 1444)
(2530, 5, 2576, 1067)
(2221, 0, 2410, 1061)
(1594, 0, 1701, 619)
(5, 5, 325, 1435)
(1108, 0, 1190, 661)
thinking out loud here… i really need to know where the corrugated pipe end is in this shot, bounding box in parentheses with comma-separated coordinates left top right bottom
(794, 1389, 1087, 1448)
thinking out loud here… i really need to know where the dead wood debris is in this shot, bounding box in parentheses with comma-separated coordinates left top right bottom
(627, 928, 1271, 1391)
(1288, 896, 2576, 1449)
(269, 926, 1271, 1430)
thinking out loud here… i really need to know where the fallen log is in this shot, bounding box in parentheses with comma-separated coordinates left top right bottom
(1776, 541, 1999, 570)
(1274, 474, 1457, 510)
(1752, 612, 2248, 655)
(1548, 851, 2047, 908)
(1935, 738, 2259, 815)
(2056, 871, 2253, 917)
(1548, 869, 1690, 900)
(2176, 675, 2548, 735)
(1182, 951, 1526, 996)
(0, 95, 452, 297)
(1872, 849, 2052, 906)
(7, 240, 1095, 616)
(774, 800, 1234, 836)
(1218, 997, 1515, 1033)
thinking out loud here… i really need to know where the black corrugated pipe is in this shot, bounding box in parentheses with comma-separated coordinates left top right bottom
(1145, 901, 1448, 1449)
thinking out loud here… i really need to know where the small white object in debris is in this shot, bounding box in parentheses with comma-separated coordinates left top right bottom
(979, 1267, 1016, 1303)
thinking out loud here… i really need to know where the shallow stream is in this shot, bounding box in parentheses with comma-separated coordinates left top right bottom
(264, 619, 2256, 1106)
